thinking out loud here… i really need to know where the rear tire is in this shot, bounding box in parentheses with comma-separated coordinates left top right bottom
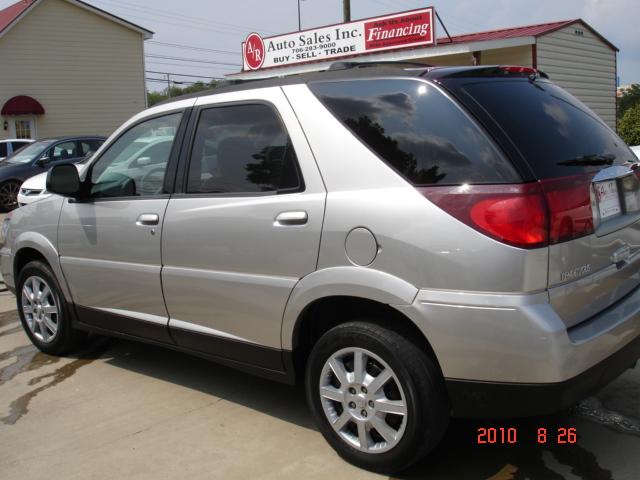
(305, 320, 449, 474)
(16, 260, 87, 355)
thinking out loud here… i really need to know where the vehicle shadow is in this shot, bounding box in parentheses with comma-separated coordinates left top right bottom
(2, 323, 629, 480)
(101, 336, 316, 430)
(96, 336, 633, 479)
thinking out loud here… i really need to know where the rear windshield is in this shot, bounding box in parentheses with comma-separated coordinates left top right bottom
(453, 79, 637, 178)
(310, 79, 519, 186)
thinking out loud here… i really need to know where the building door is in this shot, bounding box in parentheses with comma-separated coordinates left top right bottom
(10, 118, 36, 139)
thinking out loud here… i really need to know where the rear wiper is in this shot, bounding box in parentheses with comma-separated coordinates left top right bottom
(557, 154, 615, 166)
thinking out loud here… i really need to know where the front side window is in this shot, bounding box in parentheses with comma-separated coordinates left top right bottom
(310, 79, 519, 186)
(187, 104, 302, 194)
(90, 113, 182, 198)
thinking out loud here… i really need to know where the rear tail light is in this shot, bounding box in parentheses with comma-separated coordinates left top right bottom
(418, 175, 596, 249)
(419, 183, 548, 248)
(540, 174, 594, 244)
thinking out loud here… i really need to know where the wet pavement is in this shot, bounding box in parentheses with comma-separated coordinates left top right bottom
(0, 309, 639, 479)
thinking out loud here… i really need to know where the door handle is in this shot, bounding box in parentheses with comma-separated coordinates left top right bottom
(274, 211, 308, 226)
(136, 213, 159, 226)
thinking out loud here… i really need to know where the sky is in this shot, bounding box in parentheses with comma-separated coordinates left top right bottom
(1, 0, 639, 91)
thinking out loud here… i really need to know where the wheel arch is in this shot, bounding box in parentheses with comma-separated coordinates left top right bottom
(281, 267, 442, 382)
(12, 233, 72, 302)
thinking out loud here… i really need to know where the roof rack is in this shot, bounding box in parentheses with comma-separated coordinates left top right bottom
(328, 60, 434, 71)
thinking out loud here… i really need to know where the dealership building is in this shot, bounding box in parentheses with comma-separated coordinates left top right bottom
(231, 10, 618, 129)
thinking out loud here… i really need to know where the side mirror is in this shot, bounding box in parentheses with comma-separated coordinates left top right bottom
(35, 155, 49, 167)
(47, 164, 81, 197)
(136, 156, 152, 166)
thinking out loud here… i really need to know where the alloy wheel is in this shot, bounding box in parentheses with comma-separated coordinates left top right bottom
(319, 347, 408, 454)
(0, 182, 19, 210)
(21, 275, 60, 343)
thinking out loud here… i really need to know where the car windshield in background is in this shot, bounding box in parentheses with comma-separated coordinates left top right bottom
(6, 140, 55, 164)
(452, 79, 637, 178)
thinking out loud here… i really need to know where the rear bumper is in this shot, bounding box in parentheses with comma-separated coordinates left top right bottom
(395, 283, 640, 417)
(445, 332, 640, 418)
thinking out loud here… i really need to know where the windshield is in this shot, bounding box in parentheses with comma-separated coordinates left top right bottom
(6, 140, 55, 164)
(448, 79, 637, 178)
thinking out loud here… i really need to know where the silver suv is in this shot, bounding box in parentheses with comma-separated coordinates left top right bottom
(2, 63, 639, 473)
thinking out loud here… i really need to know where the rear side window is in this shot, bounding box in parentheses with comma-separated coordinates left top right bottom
(187, 104, 302, 194)
(80, 139, 104, 156)
(0, 143, 6, 157)
(454, 79, 636, 178)
(310, 79, 519, 186)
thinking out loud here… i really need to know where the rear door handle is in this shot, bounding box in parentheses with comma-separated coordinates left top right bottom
(274, 211, 308, 226)
(136, 213, 159, 226)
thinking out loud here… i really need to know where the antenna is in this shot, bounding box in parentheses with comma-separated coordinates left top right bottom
(435, 10, 453, 44)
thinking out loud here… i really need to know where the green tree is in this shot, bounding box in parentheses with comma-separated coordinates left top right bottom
(618, 84, 640, 120)
(147, 80, 219, 107)
(147, 91, 167, 107)
(618, 103, 640, 146)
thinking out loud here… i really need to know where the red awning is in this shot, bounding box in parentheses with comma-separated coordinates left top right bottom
(1, 95, 45, 115)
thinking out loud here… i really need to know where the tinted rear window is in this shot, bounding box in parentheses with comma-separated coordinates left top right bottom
(310, 79, 519, 186)
(455, 79, 636, 178)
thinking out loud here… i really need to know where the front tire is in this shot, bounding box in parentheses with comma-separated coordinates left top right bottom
(16, 260, 86, 355)
(0, 180, 21, 211)
(305, 321, 449, 474)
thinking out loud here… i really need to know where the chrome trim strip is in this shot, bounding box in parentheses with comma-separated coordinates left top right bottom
(169, 319, 256, 344)
(419, 302, 516, 311)
(94, 307, 167, 326)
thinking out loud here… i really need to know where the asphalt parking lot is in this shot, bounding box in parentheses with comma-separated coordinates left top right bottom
(0, 292, 639, 479)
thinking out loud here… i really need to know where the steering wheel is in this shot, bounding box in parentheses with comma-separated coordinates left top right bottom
(139, 167, 165, 196)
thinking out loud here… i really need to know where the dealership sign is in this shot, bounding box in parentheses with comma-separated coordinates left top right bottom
(242, 7, 435, 71)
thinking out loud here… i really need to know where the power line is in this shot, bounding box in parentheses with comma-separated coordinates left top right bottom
(145, 60, 234, 72)
(145, 54, 241, 67)
(92, 0, 276, 36)
(146, 70, 222, 80)
(90, 8, 247, 37)
(146, 77, 196, 84)
(147, 41, 238, 56)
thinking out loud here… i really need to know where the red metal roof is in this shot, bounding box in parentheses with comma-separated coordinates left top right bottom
(0, 0, 35, 36)
(2, 95, 45, 115)
(437, 19, 618, 51)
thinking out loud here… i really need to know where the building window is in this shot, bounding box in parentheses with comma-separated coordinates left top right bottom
(14, 120, 32, 139)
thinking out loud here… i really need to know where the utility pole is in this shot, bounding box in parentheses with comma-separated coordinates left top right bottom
(166, 74, 171, 98)
(297, 0, 301, 30)
(343, 0, 350, 22)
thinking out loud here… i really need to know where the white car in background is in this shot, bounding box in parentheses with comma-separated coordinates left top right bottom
(17, 136, 172, 206)
(18, 157, 91, 206)
(632, 145, 640, 159)
(0, 138, 34, 161)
